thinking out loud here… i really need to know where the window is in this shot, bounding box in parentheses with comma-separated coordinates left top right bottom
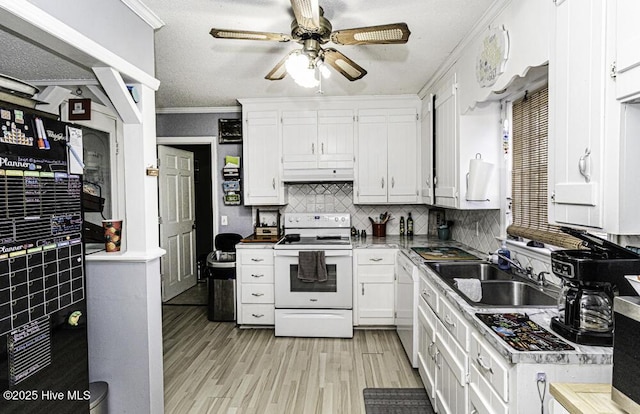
(507, 86, 581, 249)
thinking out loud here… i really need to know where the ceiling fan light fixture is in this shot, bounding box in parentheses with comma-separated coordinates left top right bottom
(285, 50, 319, 88)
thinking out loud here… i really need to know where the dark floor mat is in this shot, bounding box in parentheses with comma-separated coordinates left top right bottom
(363, 388, 434, 414)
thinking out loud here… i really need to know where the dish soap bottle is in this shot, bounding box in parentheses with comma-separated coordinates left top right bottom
(399, 216, 405, 236)
(407, 212, 414, 237)
(497, 241, 511, 270)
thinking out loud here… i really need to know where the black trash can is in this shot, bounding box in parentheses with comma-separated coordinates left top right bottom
(206, 233, 242, 322)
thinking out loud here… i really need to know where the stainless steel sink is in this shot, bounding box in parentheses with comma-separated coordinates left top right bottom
(426, 261, 558, 307)
(427, 262, 513, 281)
(475, 281, 557, 307)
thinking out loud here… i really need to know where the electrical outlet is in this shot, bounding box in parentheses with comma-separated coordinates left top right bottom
(221, 216, 228, 226)
(537, 372, 546, 382)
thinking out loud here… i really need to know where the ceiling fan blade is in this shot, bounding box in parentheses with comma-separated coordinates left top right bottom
(322, 48, 367, 81)
(290, 0, 320, 31)
(330, 23, 411, 45)
(210, 28, 291, 42)
(265, 51, 295, 80)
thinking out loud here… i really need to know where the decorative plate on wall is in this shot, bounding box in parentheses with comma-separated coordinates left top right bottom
(476, 26, 509, 88)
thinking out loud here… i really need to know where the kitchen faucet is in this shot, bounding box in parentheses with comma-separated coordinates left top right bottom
(492, 252, 551, 287)
(492, 252, 533, 277)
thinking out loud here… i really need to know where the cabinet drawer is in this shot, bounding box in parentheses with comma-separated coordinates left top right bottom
(357, 249, 396, 265)
(470, 332, 509, 401)
(439, 296, 469, 351)
(419, 271, 439, 314)
(239, 250, 274, 265)
(357, 264, 395, 283)
(240, 304, 274, 325)
(240, 265, 274, 283)
(469, 365, 509, 414)
(241, 284, 274, 303)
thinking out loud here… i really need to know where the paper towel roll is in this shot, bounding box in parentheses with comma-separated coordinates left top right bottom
(467, 156, 495, 201)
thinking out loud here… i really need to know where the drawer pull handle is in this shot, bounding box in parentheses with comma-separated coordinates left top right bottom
(251, 293, 264, 297)
(369, 258, 383, 262)
(444, 316, 456, 329)
(251, 274, 264, 278)
(476, 356, 493, 375)
(310, 298, 318, 302)
(251, 313, 264, 318)
(251, 258, 264, 262)
(428, 342, 437, 359)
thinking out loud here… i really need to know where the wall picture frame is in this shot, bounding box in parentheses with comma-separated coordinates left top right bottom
(218, 118, 242, 144)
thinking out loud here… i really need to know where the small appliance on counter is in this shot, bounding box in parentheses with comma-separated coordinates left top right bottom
(612, 296, 640, 413)
(550, 227, 640, 346)
(254, 208, 281, 237)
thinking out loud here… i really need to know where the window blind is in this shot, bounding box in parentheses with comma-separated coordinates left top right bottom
(507, 86, 582, 249)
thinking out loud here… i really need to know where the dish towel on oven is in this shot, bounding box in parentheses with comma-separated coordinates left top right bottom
(453, 278, 482, 302)
(298, 251, 328, 282)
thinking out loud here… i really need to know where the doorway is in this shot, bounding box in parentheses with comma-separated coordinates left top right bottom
(156, 137, 217, 302)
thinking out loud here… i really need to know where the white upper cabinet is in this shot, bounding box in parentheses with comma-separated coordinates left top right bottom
(281, 110, 317, 170)
(242, 109, 287, 206)
(281, 109, 355, 181)
(548, 0, 607, 228)
(614, 0, 640, 102)
(354, 106, 420, 204)
(317, 110, 355, 169)
(431, 70, 500, 210)
(420, 96, 434, 205)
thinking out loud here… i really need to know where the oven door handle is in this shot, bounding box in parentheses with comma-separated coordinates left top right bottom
(274, 250, 352, 257)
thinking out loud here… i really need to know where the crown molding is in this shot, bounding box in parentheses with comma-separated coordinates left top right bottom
(120, 0, 165, 30)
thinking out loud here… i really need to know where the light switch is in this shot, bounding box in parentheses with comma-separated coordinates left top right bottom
(221, 216, 228, 226)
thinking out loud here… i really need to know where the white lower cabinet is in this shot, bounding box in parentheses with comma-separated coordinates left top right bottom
(435, 313, 469, 414)
(468, 333, 509, 414)
(236, 248, 275, 325)
(353, 249, 396, 325)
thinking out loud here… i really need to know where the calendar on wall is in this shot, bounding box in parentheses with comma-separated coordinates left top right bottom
(0, 105, 85, 338)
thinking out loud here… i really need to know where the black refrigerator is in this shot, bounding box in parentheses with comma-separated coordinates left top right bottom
(0, 103, 89, 413)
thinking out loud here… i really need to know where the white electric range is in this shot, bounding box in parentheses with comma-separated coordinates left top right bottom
(273, 213, 353, 338)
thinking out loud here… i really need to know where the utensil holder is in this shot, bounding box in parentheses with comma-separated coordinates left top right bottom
(372, 222, 386, 237)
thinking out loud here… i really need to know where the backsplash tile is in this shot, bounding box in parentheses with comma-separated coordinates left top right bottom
(446, 209, 502, 255)
(269, 183, 430, 235)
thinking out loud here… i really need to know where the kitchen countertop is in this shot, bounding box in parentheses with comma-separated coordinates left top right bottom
(550, 383, 626, 414)
(238, 233, 612, 365)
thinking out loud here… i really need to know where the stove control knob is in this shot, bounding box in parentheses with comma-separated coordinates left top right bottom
(341, 217, 346, 222)
(335, 217, 339, 222)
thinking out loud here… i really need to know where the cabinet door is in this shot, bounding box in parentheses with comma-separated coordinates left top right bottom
(615, 0, 640, 101)
(387, 108, 419, 203)
(357, 281, 395, 324)
(244, 111, 284, 205)
(421, 96, 434, 205)
(418, 299, 437, 399)
(356, 110, 388, 203)
(282, 110, 318, 170)
(549, 0, 605, 228)
(433, 73, 458, 208)
(435, 320, 468, 414)
(317, 109, 355, 169)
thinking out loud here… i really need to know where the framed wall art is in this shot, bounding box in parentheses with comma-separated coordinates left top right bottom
(218, 118, 242, 144)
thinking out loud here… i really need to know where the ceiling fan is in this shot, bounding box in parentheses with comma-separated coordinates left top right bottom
(209, 0, 411, 84)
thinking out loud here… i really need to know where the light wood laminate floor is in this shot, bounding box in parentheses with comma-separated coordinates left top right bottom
(163, 306, 422, 414)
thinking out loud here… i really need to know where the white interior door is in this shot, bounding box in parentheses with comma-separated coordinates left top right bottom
(158, 145, 196, 301)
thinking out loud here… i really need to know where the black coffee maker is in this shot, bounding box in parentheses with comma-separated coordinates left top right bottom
(550, 228, 640, 347)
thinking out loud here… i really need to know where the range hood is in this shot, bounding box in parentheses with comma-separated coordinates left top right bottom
(282, 168, 354, 182)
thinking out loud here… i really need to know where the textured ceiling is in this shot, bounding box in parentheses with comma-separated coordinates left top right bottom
(0, 0, 496, 110)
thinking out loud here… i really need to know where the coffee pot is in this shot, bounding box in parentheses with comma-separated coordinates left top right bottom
(550, 227, 640, 346)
